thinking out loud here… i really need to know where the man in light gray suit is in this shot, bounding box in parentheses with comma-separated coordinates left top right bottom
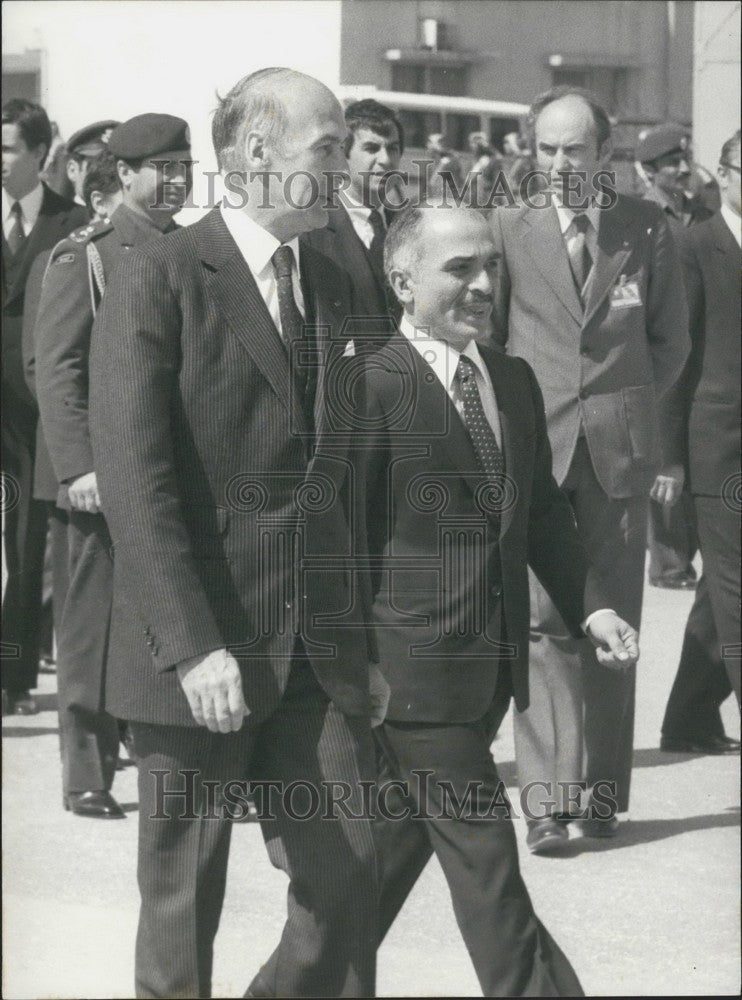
(490, 86, 689, 852)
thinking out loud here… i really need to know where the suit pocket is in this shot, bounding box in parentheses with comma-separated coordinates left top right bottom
(622, 384, 660, 465)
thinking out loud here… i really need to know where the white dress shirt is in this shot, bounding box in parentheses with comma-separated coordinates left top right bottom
(2, 183, 44, 239)
(340, 187, 386, 251)
(219, 204, 305, 340)
(720, 203, 741, 248)
(399, 316, 502, 447)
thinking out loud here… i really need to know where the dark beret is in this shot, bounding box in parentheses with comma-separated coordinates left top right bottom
(636, 123, 689, 164)
(108, 113, 191, 160)
(67, 119, 120, 158)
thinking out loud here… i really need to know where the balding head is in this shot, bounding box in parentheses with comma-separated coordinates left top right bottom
(212, 67, 340, 173)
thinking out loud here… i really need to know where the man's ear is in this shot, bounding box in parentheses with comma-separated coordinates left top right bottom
(117, 159, 133, 190)
(389, 266, 413, 305)
(597, 137, 613, 167)
(244, 131, 267, 170)
(33, 142, 49, 171)
(66, 158, 78, 183)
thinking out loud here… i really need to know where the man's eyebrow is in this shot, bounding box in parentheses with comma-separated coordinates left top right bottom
(443, 255, 476, 267)
(312, 132, 343, 146)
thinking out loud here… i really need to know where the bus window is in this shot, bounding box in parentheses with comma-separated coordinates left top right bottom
(445, 113, 482, 152)
(489, 117, 522, 153)
(397, 109, 443, 150)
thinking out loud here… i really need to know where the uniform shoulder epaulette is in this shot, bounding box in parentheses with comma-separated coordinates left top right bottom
(69, 218, 113, 244)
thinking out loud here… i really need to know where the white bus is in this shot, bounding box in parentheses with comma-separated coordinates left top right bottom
(336, 86, 528, 161)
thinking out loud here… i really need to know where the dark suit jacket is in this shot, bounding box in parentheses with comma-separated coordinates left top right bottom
(33, 204, 175, 506)
(304, 202, 400, 346)
(670, 213, 741, 497)
(20, 248, 56, 499)
(490, 195, 690, 498)
(89, 208, 374, 727)
(2, 185, 87, 422)
(356, 336, 605, 723)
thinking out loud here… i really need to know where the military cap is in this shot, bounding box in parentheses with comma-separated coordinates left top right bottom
(636, 123, 689, 164)
(108, 113, 191, 160)
(67, 119, 120, 158)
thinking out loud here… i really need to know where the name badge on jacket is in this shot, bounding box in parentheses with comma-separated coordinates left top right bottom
(610, 276, 642, 309)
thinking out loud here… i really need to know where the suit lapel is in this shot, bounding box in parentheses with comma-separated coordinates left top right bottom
(520, 206, 583, 325)
(582, 202, 633, 327)
(5, 186, 75, 305)
(196, 209, 308, 435)
(712, 211, 741, 258)
(336, 203, 388, 303)
(299, 241, 352, 441)
(479, 347, 522, 540)
(398, 340, 490, 509)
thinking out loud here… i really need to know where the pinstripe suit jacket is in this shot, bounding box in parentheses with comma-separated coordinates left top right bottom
(89, 207, 374, 727)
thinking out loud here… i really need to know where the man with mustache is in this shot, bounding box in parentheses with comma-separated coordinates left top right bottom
(490, 86, 690, 850)
(356, 204, 638, 995)
(305, 97, 403, 335)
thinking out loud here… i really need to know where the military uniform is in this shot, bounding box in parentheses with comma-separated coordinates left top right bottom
(34, 204, 177, 806)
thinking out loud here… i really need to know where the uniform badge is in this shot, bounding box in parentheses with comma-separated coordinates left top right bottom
(54, 252, 76, 265)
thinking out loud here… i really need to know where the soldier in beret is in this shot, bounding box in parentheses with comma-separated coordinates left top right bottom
(33, 113, 192, 818)
(65, 119, 119, 207)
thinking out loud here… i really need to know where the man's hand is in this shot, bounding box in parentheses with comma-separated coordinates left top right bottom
(368, 663, 390, 728)
(586, 611, 639, 670)
(68, 471, 102, 513)
(176, 648, 249, 733)
(649, 464, 684, 507)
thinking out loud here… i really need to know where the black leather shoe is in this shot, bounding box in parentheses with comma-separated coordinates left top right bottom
(526, 817, 569, 854)
(64, 790, 126, 818)
(649, 576, 696, 590)
(661, 734, 741, 755)
(6, 690, 38, 715)
(579, 814, 620, 838)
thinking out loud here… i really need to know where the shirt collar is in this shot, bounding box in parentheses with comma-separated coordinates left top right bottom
(2, 182, 44, 227)
(399, 315, 485, 392)
(554, 199, 601, 236)
(720, 203, 742, 247)
(219, 204, 300, 277)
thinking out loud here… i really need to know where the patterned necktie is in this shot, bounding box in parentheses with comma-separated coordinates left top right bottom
(457, 355, 505, 478)
(271, 244, 315, 425)
(367, 207, 385, 275)
(6, 201, 26, 257)
(567, 212, 592, 296)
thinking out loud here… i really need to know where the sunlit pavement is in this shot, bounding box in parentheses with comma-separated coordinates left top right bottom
(2, 570, 739, 998)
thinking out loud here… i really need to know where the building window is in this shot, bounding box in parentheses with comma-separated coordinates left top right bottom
(552, 66, 632, 117)
(2, 51, 42, 103)
(397, 110, 443, 149)
(391, 63, 468, 96)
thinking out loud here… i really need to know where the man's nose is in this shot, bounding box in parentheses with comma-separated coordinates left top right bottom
(470, 265, 494, 296)
(376, 146, 391, 168)
(552, 150, 570, 173)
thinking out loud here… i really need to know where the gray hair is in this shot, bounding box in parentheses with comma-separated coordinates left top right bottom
(212, 67, 298, 172)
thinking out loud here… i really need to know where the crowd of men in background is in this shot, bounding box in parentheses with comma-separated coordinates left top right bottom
(1, 72, 739, 998)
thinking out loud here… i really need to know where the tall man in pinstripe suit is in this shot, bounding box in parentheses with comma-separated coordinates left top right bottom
(89, 69, 386, 999)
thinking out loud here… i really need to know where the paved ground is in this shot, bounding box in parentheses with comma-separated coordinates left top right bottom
(2, 570, 740, 998)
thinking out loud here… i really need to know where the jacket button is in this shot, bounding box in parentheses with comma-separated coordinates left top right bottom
(491, 585, 502, 598)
